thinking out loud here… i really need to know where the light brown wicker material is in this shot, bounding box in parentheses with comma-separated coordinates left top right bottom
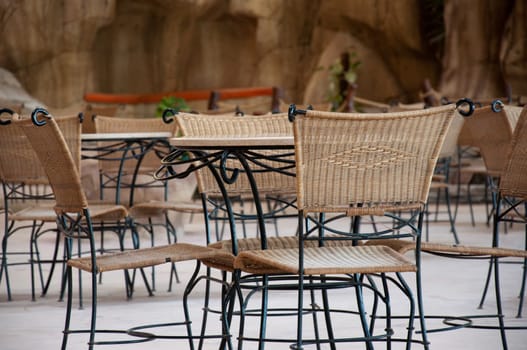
(8, 205, 57, 221)
(233, 105, 455, 279)
(234, 245, 416, 275)
(68, 242, 232, 272)
(129, 200, 203, 218)
(459, 105, 514, 177)
(365, 239, 527, 258)
(438, 110, 465, 159)
(94, 116, 177, 175)
(1, 114, 83, 216)
(294, 104, 456, 216)
(15, 115, 89, 214)
(499, 106, 527, 199)
(503, 105, 524, 131)
(0, 114, 81, 185)
(205, 235, 361, 272)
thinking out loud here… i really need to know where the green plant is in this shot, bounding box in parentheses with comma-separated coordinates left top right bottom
(155, 96, 190, 117)
(326, 50, 361, 111)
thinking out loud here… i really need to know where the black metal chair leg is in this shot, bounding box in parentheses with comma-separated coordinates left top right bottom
(494, 257, 509, 350)
(41, 230, 62, 297)
(1, 229, 13, 301)
(444, 186, 460, 244)
(354, 277, 374, 350)
(320, 284, 336, 350)
(257, 275, 270, 350)
(415, 256, 430, 350)
(61, 265, 73, 350)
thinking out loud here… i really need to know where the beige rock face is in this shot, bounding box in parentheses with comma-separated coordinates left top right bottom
(0, 0, 524, 110)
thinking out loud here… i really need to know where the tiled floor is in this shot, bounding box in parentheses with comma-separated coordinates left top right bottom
(1, 203, 526, 349)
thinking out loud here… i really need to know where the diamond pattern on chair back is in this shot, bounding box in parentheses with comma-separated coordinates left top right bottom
(293, 104, 456, 216)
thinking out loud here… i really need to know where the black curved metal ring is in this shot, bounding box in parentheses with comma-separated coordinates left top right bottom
(0, 108, 14, 115)
(31, 107, 51, 126)
(491, 99, 504, 113)
(455, 98, 475, 117)
(0, 108, 14, 125)
(220, 151, 239, 184)
(288, 104, 297, 122)
(162, 108, 178, 124)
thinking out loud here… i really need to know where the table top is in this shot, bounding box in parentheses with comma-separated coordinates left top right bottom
(169, 136, 294, 149)
(82, 132, 173, 141)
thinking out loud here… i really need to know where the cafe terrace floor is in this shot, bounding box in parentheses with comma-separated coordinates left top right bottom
(1, 203, 526, 349)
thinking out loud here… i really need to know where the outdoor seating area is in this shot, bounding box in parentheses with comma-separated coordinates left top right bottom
(1, 101, 527, 350)
(1, 1, 527, 350)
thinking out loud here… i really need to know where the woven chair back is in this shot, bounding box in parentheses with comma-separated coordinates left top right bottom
(175, 112, 295, 197)
(499, 106, 527, 199)
(438, 110, 465, 159)
(94, 116, 177, 173)
(0, 114, 81, 185)
(503, 105, 524, 131)
(81, 104, 119, 133)
(461, 105, 514, 176)
(293, 104, 456, 216)
(15, 115, 87, 214)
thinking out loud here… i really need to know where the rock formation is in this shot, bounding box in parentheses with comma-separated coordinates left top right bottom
(0, 0, 524, 110)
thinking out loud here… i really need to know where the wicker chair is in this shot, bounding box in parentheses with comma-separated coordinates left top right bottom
(0, 109, 82, 301)
(494, 105, 527, 318)
(94, 116, 203, 291)
(231, 104, 457, 349)
(15, 108, 230, 349)
(456, 103, 523, 226)
(367, 105, 527, 348)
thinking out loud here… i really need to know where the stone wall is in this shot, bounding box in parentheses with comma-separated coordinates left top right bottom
(0, 0, 524, 110)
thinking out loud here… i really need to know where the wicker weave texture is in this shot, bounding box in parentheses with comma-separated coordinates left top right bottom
(366, 239, 527, 258)
(504, 105, 524, 131)
(461, 105, 514, 176)
(94, 116, 176, 173)
(175, 112, 296, 196)
(293, 105, 455, 215)
(234, 245, 416, 275)
(68, 242, 231, 272)
(15, 116, 88, 213)
(0, 114, 81, 184)
(438, 110, 464, 158)
(499, 106, 527, 199)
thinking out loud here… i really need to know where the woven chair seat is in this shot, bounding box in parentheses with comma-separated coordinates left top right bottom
(67, 242, 232, 273)
(234, 245, 416, 275)
(7, 201, 128, 222)
(8, 205, 57, 221)
(83, 203, 129, 221)
(365, 239, 527, 258)
(129, 200, 203, 217)
(203, 235, 354, 272)
(209, 234, 355, 252)
(203, 236, 302, 272)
